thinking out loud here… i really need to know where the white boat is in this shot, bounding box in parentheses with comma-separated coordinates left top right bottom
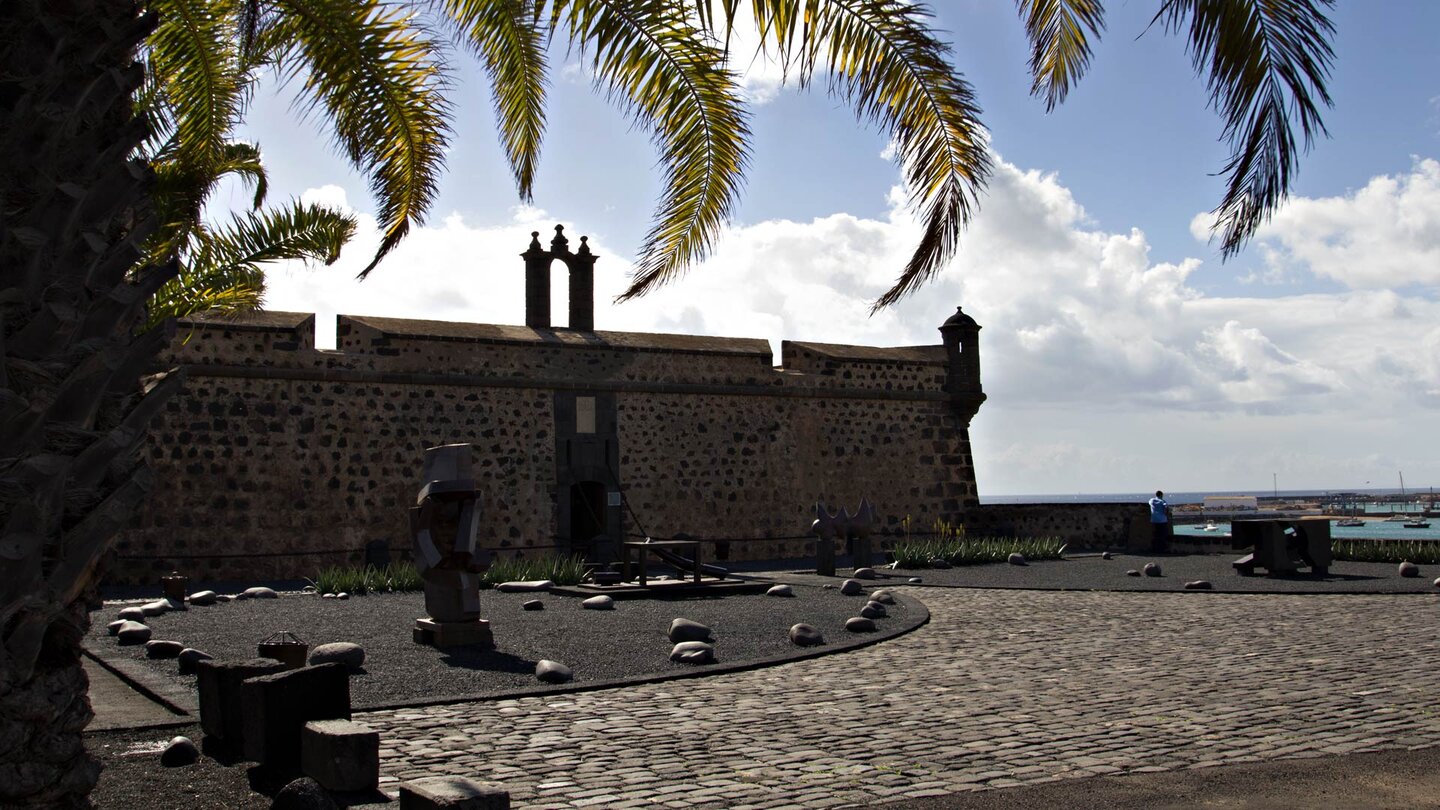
(1201, 521, 1220, 532)
(1404, 519, 1431, 529)
(1335, 517, 1365, 527)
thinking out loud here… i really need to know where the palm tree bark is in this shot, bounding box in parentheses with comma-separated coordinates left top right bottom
(0, 1, 180, 807)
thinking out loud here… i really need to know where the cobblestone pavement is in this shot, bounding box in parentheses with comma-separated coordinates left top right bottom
(360, 588, 1440, 809)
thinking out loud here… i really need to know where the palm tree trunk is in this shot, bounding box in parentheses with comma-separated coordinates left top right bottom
(0, 1, 180, 806)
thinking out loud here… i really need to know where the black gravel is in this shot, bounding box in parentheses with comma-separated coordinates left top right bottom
(752, 552, 1440, 594)
(85, 584, 923, 710)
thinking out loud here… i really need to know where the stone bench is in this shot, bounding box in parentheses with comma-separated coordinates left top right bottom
(301, 719, 378, 792)
(400, 776, 509, 809)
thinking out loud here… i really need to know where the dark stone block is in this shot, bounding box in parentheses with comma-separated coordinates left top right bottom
(241, 663, 351, 773)
(196, 657, 288, 755)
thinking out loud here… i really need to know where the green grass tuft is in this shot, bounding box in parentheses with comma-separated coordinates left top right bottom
(1332, 539, 1440, 566)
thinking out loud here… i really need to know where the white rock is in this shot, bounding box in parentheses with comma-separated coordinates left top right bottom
(581, 595, 614, 610)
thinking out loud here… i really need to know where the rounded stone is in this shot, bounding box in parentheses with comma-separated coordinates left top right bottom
(1433, 577, 1440, 589)
(929, 558, 952, 569)
(272, 776, 339, 810)
(582, 595, 615, 610)
(789, 623, 825, 647)
(864, 600, 888, 617)
(852, 567, 877, 580)
(845, 617, 877, 633)
(116, 621, 151, 645)
(765, 584, 794, 597)
(163, 597, 186, 611)
(187, 590, 217, 606)
(907, 577, 923, 584)
(336, 592, 349, 600)
(107, 620, 126, 636)
(215, 594, 234, 602)
(668, 618, 713, 644)
(145, 640, 184, 659)
(669, 641, 716, 664)
(117, 606, 146, 622)
(243, 586, 278, 599)
(522, 599, 544, 611)
(160, 736, 199, 767)
(497, 580, 554, 593)
(535, 659, 573, 684)
(177, 648, 213, 675)
(308, 642, 365, 671)
(140, 600, 170, 617)
(322, 593, 336, 599)
(1102, 551, 1114, 560)
(869, 589, 896, 605)
(1126, 569, 1141, 577)
(301, 585, 317, 593)
(859, 604, 882, 620)
(1398, 561, 1420, 578)
(1184, 580, 1214, 590)
(1008, 552, 1027, 566)
(1143, 563, 1162, 577)
(839, 579, 864, 596)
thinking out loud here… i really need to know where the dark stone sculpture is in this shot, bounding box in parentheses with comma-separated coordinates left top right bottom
(411, 444, 493, 647)
(811, 498, 877, 575)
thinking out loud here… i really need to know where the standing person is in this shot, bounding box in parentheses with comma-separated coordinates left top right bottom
(1149, 490, 1171, 553)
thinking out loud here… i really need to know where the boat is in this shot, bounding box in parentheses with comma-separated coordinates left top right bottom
(1404, 519, 1431, 529)
(1201, 520, 1221, 532)
(1335, 517, 1365, 527)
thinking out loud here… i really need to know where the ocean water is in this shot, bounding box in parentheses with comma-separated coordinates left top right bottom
(1173, 520, 1440, 542)
(981, 488, 1427, 507)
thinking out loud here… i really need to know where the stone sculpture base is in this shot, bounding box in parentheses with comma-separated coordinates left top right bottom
(413, 618, 493, 648)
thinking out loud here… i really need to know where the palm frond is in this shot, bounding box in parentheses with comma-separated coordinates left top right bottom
(1155, 0, 1335, 257)
(1015, 0, 1106, 111)
(553, 0, 751, 301)
(445, 0, 550, 200)
(271, 0, 451, 277)
(144, 0, 249, 171)
(214, 141, 270, 209)
(757, 0, 989, 309)
(147, 200, 356, 329)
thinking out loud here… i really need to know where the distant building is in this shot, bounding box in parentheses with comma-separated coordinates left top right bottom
(1203, 495, 1258, 511)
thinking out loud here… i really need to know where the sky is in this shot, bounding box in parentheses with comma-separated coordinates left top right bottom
(228, 2, 1440, 498)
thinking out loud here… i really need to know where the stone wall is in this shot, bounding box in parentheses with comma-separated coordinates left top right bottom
(965, 503, 1152, 550)
(110, 313, 981, 583)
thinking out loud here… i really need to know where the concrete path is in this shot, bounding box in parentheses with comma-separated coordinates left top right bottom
(83, 654, 189, 731)
(360, 587, 1440, 809)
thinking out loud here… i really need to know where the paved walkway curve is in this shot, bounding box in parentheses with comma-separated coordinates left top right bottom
(360, 588, 1440, 809)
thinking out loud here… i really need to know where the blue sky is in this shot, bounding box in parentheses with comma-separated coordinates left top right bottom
(232, 2, 1440, 497)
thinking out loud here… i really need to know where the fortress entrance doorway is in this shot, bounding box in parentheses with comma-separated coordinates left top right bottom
(555, 392, 622, 562)
(568, 480, 608, 558)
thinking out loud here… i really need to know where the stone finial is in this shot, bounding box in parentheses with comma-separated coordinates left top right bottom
(577, 235, 592, 256)
(550, 223, 569, 254)
(527, 231, 542, 251)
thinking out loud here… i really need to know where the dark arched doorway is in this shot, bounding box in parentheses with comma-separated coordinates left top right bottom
(568, 480, 608, 558)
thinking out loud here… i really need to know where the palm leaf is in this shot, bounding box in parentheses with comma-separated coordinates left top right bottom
(144, 0, 249, 170)
(1155, 0, 1335, 257)
(753, 0, 989, 309)
(146, 200, 356, 329)
(554, 0, 751, 301)
(445, 0, 550, 200)
(1015, 0, 1106, 111)
(270, 0, 451, 277)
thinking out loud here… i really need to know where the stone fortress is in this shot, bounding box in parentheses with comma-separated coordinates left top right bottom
(111, 225, 1130, 584)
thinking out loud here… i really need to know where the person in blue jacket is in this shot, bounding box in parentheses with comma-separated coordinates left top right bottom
(1148, 490, 1170, 553)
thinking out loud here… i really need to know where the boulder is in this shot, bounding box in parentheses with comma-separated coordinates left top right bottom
(163, 597, 187, 611)
(765, 584, 794, 597)
(1184, 580, 1214, 590)
(140, 600, 170, 617)
(1433, 577, 1440, 589)
(308, 642, 365, 671)
(1126, 569, 1141, 577)
(929, 558, 952, 569)
(869, 589, 897, 605)
(336, 592, 349, 600)
(1399, 561, 1421, 578)
(668, 618, 713, 643)
(581, 595, 614, 610)
(669, 641, 716, 664)
(845, 617, 877, 633)
(496, 580, 554, 593)
(107, 620, 126, 636)
(1143, 563, 1162, 577)
(1102, 551, 1114, 560)
(215, 594, 234, 603)
(864, 600, 888, 617)
(116, 621, 151, 645)
(322, 593, 336, 599)
(187, 590, 218, 606)
(789, 624, 825, 647)
(243, 586, 279, 599)
(859, 604, 882, 620)
(272, 776, 339, 810)
(907, 577, 923, 584)
(160, 736, 199, 767)
(1007, 553, 1027, 566)
(838, 579, 864, 596)
(177, 648, 213, 675)
(522, 599, 544, 611)
(535, 660, 573, 684)
(852, 567, 877, 580)
(145, 640, 184, 659)
(117, 606, 146, 622)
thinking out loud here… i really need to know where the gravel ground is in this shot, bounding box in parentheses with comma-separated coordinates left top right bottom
(86, 584, 923, 710)
(89, 724, 266, 810)
(746, 552, 1440, 594)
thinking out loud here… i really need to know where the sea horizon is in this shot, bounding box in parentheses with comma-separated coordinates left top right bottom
(980, 487, 1434, 506)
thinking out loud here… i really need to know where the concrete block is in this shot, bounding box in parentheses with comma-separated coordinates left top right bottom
(301, 719, 379, 792)
(241, 663, 351, 772)
(195, 657, 288, 755)
(400, 776, 509, 809)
